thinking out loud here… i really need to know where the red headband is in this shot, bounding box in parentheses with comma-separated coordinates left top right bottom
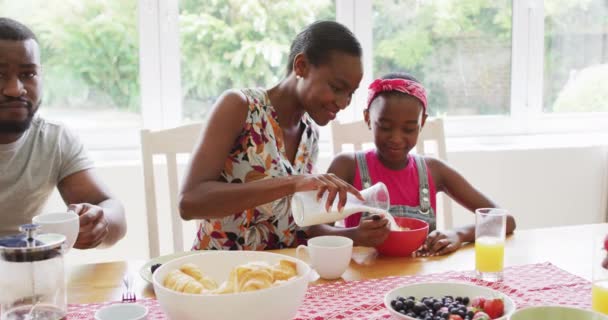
(366, 78, 428, 113)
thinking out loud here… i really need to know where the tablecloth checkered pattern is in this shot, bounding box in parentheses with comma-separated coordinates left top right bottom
(67, 262, 591, 319)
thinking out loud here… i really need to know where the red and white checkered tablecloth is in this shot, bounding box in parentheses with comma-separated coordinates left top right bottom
(67, 262, 592, 319)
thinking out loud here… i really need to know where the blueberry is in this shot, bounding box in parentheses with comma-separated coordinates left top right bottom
(395, 300, 404, 310)
(150, 263, 162, 274)
(462, 297, 470, 305)
(413, 302, 428, 314)
(455, 296, 463, 303)
(467, 310, 475, 318)
(433, 301, 442, 311)
(405, 300, 415, 309)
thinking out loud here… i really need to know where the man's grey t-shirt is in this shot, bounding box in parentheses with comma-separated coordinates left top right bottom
(0, 117, 93, 237)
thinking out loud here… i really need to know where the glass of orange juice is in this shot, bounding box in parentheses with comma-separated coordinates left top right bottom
(475, 208, 507, 282)
(592, 231, 608, 315)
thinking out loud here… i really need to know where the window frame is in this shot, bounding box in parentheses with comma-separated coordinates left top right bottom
(336, 0, 608, 138)
(140, 0, 608, 138)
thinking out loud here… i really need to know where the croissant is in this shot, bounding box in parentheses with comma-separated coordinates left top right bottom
(163, 269, 205, 294)
(213, 262, 274, 294)
(163, 265, 219, 294)
(271, 259, 297, 281)
(180, 263, 218, 290)
(164, 259, 298, 295)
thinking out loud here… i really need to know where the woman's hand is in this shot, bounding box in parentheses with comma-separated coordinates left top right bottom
(293, 174, 364, 212)
(352, 215, 390, 247)
(418, 230, 462, 256)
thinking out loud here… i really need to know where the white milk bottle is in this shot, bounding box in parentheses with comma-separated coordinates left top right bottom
(291, 182, 391, 227)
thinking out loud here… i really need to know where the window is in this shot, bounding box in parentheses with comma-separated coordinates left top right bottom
(543, 0, 608, 113)
(373, 1, 513, 117)
(4, 0, 606, 163)
(1, 0, 141, 161)
(178, 0, 335, 123)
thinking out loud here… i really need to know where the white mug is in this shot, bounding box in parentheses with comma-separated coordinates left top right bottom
(32, 211, 80, 252)
(296, 236, 353, 280)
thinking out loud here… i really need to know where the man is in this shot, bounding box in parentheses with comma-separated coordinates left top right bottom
(0, 17, 126, 249)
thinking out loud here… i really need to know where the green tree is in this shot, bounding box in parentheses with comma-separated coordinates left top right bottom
(1, 0, 140, 111)
(373, 0, 512, 116)
(179, 0, 334, 120)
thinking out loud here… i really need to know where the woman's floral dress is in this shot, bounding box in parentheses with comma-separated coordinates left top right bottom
(192, 88, 319, 250)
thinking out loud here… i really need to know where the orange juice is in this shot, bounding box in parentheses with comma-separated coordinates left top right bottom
(592, 280, 608, 315)
(475, 236, 504, 273)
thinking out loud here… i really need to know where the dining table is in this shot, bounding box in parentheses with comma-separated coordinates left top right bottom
(67, 223, 607, 305)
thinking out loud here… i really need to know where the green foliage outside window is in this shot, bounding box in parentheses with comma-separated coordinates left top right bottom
(1, 0, 605, 117)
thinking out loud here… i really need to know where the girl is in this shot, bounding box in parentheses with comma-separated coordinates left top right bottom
(322, 72, 516, 255)
(179, 21, 388, 250)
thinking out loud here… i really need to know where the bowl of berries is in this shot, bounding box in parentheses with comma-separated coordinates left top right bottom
(384, 282, 516, 320)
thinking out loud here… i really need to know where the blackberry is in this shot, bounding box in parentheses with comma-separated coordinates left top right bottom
(150, 263, 162, 274)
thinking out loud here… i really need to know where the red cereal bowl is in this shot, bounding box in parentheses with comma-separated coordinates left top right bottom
(376, 217, 429, 257)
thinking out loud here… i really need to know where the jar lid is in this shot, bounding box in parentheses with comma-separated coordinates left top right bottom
(0, 224, 66, 262)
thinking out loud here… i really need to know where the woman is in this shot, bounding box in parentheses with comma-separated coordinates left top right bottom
(179, 21, 387, 250)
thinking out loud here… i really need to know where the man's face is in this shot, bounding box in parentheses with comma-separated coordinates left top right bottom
(0, 39, 42, 134)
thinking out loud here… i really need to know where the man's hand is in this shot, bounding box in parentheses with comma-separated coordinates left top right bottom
(70, 203, 109, 249)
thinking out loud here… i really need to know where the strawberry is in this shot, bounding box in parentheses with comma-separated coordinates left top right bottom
(449, 315, 464, 320)
(472, 311, 491, 320)
(604, 234, 608, 250)
(467, 306, 478, 313)
(482, 298, 504, 319)
(471, 296, 486, 309)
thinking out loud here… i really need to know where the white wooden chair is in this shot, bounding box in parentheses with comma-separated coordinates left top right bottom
(140, 123, 203, 258)
(331, 118, 453, 229)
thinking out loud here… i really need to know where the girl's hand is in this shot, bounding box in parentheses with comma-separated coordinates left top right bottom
(420, 230, 462, 256)
(353, 215, 390, 247)
(293, 174, 364, 212)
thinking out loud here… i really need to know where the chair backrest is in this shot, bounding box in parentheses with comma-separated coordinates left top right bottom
(330, 118, 453, 229)
(140, 123, 203, 258)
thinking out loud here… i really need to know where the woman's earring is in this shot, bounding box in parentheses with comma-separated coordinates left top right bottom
(296, 75, 302, 80)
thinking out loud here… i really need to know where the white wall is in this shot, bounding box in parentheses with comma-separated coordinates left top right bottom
(448, 146, 608, 229)
(44, 144, 608, 265)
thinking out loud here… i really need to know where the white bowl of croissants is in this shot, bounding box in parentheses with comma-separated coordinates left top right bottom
(152, 250, 312, 320)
